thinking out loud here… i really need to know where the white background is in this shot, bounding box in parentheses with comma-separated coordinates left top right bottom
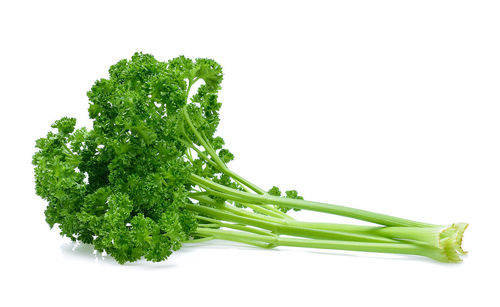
(1, 1, 498, 306)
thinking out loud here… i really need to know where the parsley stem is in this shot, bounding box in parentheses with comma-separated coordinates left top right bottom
(186, 203, 396, 243)
(190, 174, 436, 228)
(194, 228, 456, 263)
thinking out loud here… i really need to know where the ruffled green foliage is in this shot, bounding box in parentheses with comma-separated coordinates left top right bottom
(33, 53, 228, 263)
(33, 117, 88, 239)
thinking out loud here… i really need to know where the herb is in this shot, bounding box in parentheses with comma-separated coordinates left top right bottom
(33, 53, 467, 264)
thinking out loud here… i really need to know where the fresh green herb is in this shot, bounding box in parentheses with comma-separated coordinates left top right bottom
(33, 53, 468, 264)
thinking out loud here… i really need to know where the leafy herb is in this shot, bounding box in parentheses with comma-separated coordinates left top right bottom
(33, 53, 468, 264)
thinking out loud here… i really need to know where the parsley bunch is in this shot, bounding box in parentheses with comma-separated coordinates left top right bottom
(33, 53, 468, 264)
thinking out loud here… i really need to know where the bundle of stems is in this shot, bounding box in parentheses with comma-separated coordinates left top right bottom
(181, 108, 468, 263)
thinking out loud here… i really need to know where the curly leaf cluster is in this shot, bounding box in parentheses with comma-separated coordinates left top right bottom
(33, 53, 226, 263)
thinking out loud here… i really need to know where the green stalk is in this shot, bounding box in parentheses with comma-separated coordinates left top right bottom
(191, 191, 289, 220)
(182, 107, 230, 173)
(190, 194, 466, 250)
(186, 203, 396, 243)
(240, 202, 288, 219)
(194, 228, 460, 263)
(196, 215, 275, 237)
(189, 194, 284, 224)
(190, 174, 436, 228)
(289, 221, 449, 247)
(373, 226, 444, 247)
(182, 106, 293, 220)
(194, 229, 272, 248)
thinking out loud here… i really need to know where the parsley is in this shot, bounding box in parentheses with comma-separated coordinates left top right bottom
(33, 53, 468, 264)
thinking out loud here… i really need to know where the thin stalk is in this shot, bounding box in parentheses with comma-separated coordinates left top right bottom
(217, 163, 266, 195)
(177, 135, 220, 169)
(261, 204, 293, 219)
(182, 107, 271, 197)
(195, 228, 460, 263)
(191, 194, 458, 249)
(189, 194, 286, 224)
(187, 143, 219, 168)
(193, 190, 294, 220)
(190, 174, 436, 228)
(196, 215, 275, 237)
(190, 193, 436, 245)
(241, 202, 288, 219)
(63, 144, 76, 157)
(197, 223, 219, 228)
(182, 107, 227, 171)
(374, 226, 445, 248)
(181, 106, 292, 220)
(289, 221, 448, 247)
(195, 228, 272, 248)
(185, 148, 194, 163)
(187, 203, 396, 243)
(191, 190, 291, 221)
